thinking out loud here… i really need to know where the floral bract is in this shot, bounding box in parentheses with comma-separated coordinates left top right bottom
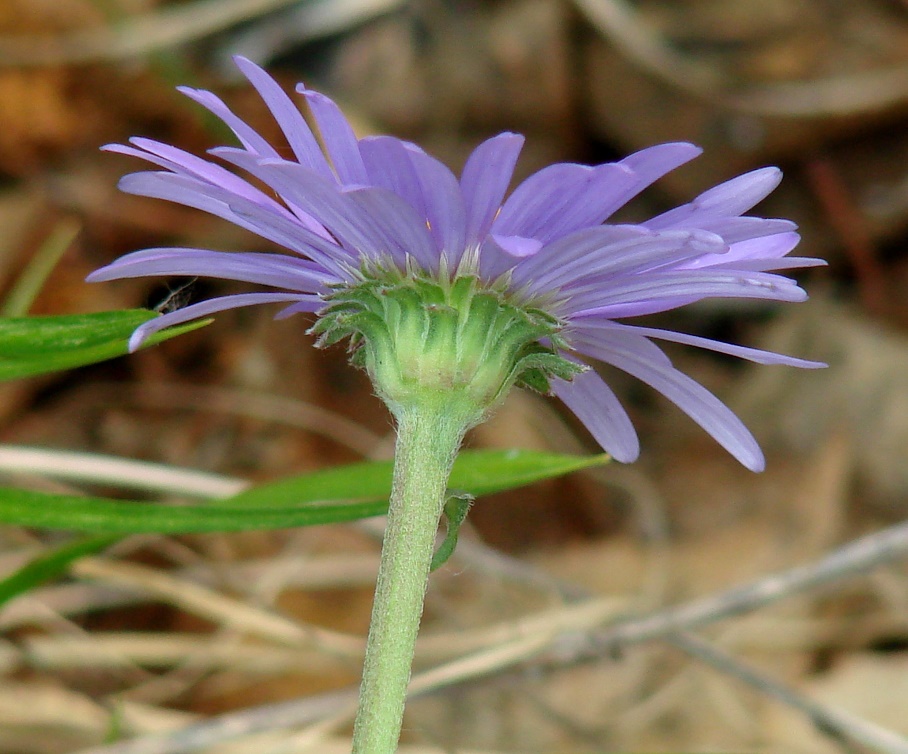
(89, 56, 825, 472)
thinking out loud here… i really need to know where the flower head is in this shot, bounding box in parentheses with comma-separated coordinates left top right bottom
(89, 56, 825, 471)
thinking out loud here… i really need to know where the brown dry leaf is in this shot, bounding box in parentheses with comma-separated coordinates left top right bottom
(735, 297, 908, 511)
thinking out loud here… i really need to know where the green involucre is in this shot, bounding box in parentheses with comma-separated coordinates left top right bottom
(311, 273, 583, 419)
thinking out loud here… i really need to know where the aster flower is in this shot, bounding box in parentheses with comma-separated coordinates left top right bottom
(89, 58, 826, 754)
(89, 56, 823, 473)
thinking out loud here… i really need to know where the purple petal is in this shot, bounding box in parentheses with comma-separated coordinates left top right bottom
(127, 292, 314, 351)
(460, 133, 524, 247)
(515, 228, 727, 297)
(555, 143, 702, 228)
(693, 217, 798, 245)
(275, 298, 325, 319)
(711, 256, 827, 273)
(573, 330, 765, 470)
(564, 270, 807, 319)
(177, 86, 278, 159)
(109, 140, 336, 250)
(233, 56, 334, 179)
(680, 234, 826, 273)
(345, 187, 439, 271)
(359, 136, 427, 216)
(680, 232, 800, 270)
(509, 226, 647, 289)
(117, 171, 350, 278)
(478, 235, 543, 280)
(551, 367, 640, 463)
(297, 86, 369, 186)
(616, 143, 702, 194)
(87, 248, 334, 292)
(589, 142, 703, 224)
(572, 319, 827, 368)
(117, 171, 284, 232)
(490, 234, 543, 258)
(493, 163, 635, 243)
(543, 164, 640, 239)
(644, 167, 783, 230)
(106, 140, 279, 210)
(405, 147, 467, 266)
(221, 156, 386, 261)
(210, 146, 335, 239)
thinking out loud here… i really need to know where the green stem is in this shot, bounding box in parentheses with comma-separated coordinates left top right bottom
(351, 398, 475, 754)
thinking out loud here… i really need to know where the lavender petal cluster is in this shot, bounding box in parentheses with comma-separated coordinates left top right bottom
(89, 56, 825, 472)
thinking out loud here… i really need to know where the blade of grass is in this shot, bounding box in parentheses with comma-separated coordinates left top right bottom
(0, 534, 120, 607)
(1, 218, 81, 317)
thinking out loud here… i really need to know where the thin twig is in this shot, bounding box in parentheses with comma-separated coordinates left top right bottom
(670, 632, 908, 754)
(68, 518, 908, 754)
(71, 558, 364, 660)
(0, 552, 384, 631)
(21, 632, 341, 674)
(0, 446, 245, 499)
(73, 687, 359, 754)
(588, 518, 908, 654)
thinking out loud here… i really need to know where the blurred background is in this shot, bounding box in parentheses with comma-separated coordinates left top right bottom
(1, 0, 908, 751)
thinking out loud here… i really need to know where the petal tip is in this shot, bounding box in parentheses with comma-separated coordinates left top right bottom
(746, 455, 766, 473)
(608, 444, 640, 464)
(127, 328, 148, 353)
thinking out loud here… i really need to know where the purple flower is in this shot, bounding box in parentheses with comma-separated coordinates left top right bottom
(89, 56, 825, 472)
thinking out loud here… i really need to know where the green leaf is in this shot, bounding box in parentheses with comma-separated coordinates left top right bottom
(221, 449, 610, 509)
(0, 487, 387, 533)
(452, 449, 608, 497)
(0, 310, 210, 381)
(0, 534, 119, 607)
(0, 450, 608, 534)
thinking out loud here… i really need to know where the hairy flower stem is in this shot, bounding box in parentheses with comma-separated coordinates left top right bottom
(351, 397, 476, 754)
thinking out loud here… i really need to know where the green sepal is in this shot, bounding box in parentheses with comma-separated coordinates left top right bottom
(515, 350, 587, 393)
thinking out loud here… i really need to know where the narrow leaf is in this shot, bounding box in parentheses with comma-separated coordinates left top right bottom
(1, 218, 80, 317)
(0, 450, 607, 534)
(0, 310, 209, 381)
(451, 449, 608, 497)
(0, 535, 120, 607)
(0, 487, 387, 533)
(221, 449, 610, 509)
